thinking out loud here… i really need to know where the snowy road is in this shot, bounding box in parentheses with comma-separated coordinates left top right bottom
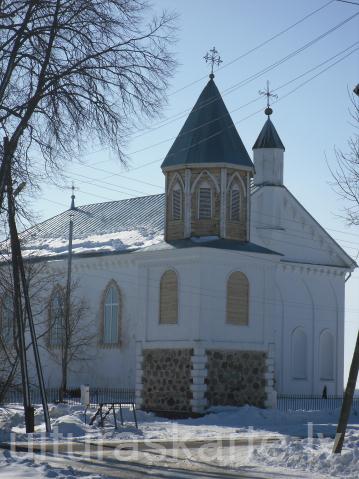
(1, 438, 329, 479)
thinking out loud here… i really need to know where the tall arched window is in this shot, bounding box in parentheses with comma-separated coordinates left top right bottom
(172, 183, 182, 221)
(102, 281, 121, 345)
(198, 181, 212, 219)
(319, 330, 334, 380)
(49, 288, 64, 347)
(230, 184, 241, 221)
(159, 270, 178, 324)
(291, 328, 307, 379)
(226, 272, 249, 325)
(1, 294, 13, 344)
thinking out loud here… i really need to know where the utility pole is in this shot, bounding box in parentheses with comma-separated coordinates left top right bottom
(60, 186, 75, 401)
(333, 329, 359, 453)
(332, 83, 359, 454)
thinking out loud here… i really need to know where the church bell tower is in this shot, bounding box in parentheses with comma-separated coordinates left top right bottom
(161, 49, 254, 242)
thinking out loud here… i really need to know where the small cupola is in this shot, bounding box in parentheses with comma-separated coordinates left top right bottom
(161, 50, 254, 242)
(253, 98, 285, 186)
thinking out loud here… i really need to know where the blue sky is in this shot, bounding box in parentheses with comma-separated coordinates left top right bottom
(31, 0, 359, 386)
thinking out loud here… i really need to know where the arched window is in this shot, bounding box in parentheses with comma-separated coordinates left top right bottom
(291, 328, 307, 379)
(159, 270, 178, 324)
(230, 184, 241, 221)
(319, 330, 334, 380)
(102, 282, 121, 345)
(172, 183, 182, 221)
(49, 288, 64, 347)
(226, 272, 249, 325)
(1, 294, 13, 343)
(198, 181, 212, 219)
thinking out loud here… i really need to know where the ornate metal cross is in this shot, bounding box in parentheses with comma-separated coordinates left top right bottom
(259, 80, 278, 116)
(204, 47, 223, 77)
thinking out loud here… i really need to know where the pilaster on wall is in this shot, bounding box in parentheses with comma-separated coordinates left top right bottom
(184, 169, 191, 237)
(264, 342, 276, 408)
(190, 345, 208, 414)
(220, 168, 227, 238)
(135, 342, 144, 409)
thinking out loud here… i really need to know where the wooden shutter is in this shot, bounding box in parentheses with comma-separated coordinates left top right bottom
(172, 189, 182, 220)
(230, 189, 240, 221)
(226, 272, 249, 325)
(160, 270, 178, 324)
(198, 188, 212, 219)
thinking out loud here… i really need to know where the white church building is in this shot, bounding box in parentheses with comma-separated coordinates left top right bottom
(2, 74, 356, 413)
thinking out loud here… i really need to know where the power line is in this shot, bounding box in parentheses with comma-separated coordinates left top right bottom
(336, 0, 359, 6)
(117, 44, 359, 173)
(128, 10, 359, 146)
(123, 42, 359, 160)
(76, 4, 353, 165)
(131, 1, 336, 128)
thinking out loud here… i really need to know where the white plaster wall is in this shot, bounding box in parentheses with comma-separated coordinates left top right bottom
(274, 266, 344, 395)
(251, 186, 352, 268)
(31, 254, 140, 389)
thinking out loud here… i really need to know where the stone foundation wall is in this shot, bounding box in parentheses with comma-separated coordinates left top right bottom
(141, 348, 193, 412)
(206, 350, 267, 407)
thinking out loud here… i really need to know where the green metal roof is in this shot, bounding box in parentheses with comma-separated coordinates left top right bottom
(252, 117, 285, 150)
(161, 78, 253, 169)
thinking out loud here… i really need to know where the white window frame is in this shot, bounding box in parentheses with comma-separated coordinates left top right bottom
(103, 285, 119, 344)
(198, 182, 212, 220)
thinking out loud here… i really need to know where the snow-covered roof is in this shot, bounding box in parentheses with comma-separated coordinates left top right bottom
(13, 192, 281, 259)
(19, 194, 165, 258)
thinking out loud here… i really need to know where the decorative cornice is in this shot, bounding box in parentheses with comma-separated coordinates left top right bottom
(279, 260, 348, 277)
(162, 163, 254, 173)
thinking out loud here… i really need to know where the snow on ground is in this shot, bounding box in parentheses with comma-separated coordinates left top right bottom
(0, 449, 102, 478)
(0, 403, 358, 478)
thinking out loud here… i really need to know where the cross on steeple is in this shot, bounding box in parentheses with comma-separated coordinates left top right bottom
(259, 80, 278, 116)
(204, 47, 223, 79)
(70, 182, 76, 211)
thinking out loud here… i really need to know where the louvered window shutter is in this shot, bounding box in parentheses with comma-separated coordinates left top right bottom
(160, 270, 178, 324)
(198, 188, 212, 219)
(230, 189, 240, 221)
(172, 189, 182, 220)
(226, 272, 249, 325)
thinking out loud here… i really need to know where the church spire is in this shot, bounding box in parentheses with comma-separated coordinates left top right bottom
(253, 81, 285, 186)
(253, 81, 285, 151)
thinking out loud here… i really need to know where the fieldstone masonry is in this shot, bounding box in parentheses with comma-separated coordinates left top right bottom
(206, 350, 267, 407)
(141, 348, 193, 412)
(136, 345, 274, 413)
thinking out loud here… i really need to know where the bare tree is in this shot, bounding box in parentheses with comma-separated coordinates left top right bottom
(0, 257, 58, 402)
(329, 93, 359, 224)
(46, 281, 96, 397)
(0, 0, 176, 209)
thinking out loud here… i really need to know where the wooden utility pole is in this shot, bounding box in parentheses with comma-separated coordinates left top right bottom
(60, 187, 75, 401)
(333, 84, 359, 454)
(333, 329, 359, 453)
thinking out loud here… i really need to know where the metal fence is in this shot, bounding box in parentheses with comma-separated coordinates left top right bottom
(277, 394, 359, 412)
(1, 387, 136, 406)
